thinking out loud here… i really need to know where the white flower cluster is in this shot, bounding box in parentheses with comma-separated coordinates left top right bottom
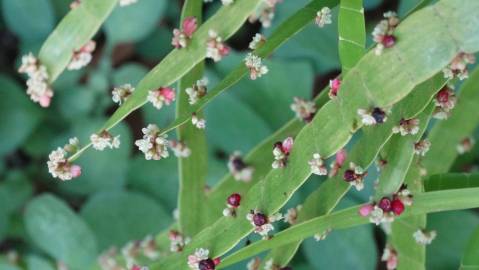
(372, 11, 399, 55)
(457, 137, 475, 154)
(315, 7, 332, 27)
(249, 33, 265, 50)
(414, 139, 431, 156)
(381, 245, 398, 270)
(169, 140, 192, 158)
(169, 230, 191, 253)
(192, 114, 206, 129)
(309, 153, 328, 176)
(290, 97, 317, 122)
(112, 84, 135, 105)
(147, 87, 176, 110)
(221, 0, 234, 5)
(248, 0, 282, 28)
(187, 248, 210, 270)
(313, 228, 332, 241)
(392, 118, 420, 136)
(284, 205, 302, 225)
(18, 53, 53, 107)
(245, 53, 268, 80)
(413, 229, 437, 245)
(135, 124, 170, 160)
(206, 30, 230, 62)
(185, 78, 208, 105)
(67, 40, 96, 70)
(443, 52, 475, 80)
(433, 87, 457, 120)
(90, 131, 120, 151)
(47, 138, 81, 181)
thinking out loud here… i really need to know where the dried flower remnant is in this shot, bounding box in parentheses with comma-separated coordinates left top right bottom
(206, 30, 230, 62)
(192, 113, 207, 129)
(187, 248, 220, 270)
(47, 138, 82, 181)
(392, 118, 420, 136)
(413, 229, 437, 245)
(122, 241, 141, 268)
(372, 11, 399, 55)
(186, 78, 208, 105)
(315, 7, 332, 27)
(18, 53, 53, 107)
(172, 16, 198, 48)
(140, 235, 159, 259)
(272, 137, 294, 169)
(221, 0, 234, 5)
(443, 52, 475, 80)
(284, 205, 302, 225)
(309, 153, 327, 176)
(119, 0, 138, 7)
(135, 124, 170, 160)
(381, 245, 398, 270)
(358, 107, 387, 126)
(414, 139, 431, 156)
(249, 33, 266, 50)
(343, 162, 367, 191)
(67, 40, 96, 70)
(90, 130, 120, 151)
(314, 228, 332, 241)
(169, 140, 191, 158)
(290, 97, 316, 122)
(98, 247, 123, 270)
(169, 230, 191, 252)
(330, 148, 347, 177)
(248, 0, 282, 28)
(70, 0, 81, 9)
(359, 186, 413, 225)
(433, 86, 457, 119)
(329, 78, 341, 99)
(112, 84, 135, 105)
(147, 87, 176, 110)
(228, 152, 254, 182)
(223, 193, 242, 217)
(245, 53, 268, 80)
(246, 209, 282, 238)
(247, 257, 261, 270)
(457, 137, 475, 154)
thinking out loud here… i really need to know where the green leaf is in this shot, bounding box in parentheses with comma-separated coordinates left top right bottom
(460, 226, 479, 270)
(427, 211, 479, 270)
(176, 0, 208, 237)
(26, 255, 55, 270)
(0, 75, 43, 157)
(24, 194, 98, 269)
(80, 191, 172, 250)
(38, 0, 119, 82)
(425, 173, 479, 191)
(338, 0, 366, 74)
(0, 171, 33, 214)
(104, 0, 167, 44)
(56, 86, 96, 120)
(2, 0, 55, 41)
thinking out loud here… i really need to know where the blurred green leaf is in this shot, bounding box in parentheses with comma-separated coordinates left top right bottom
(0, 263, 20, 270)
(338, 0, 366, 74)
(26, 255, 55, 270)
(427, 211, 479, 270)
(0, 171, 33, 214)
(425, 173, 479, 191)
(104, 0, 167, 44)
(136, 28, 173, 61)
(1, 0, 55, 41)
(80, 191, 172, 250)
(25, 194, 98, 269)
(460, 226, 479, 270)
(0, 75, 43, 157)
(112, 63, 148, 85)
(57, 86, 96, 120)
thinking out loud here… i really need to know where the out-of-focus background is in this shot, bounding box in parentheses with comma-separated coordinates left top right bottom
(0, 0, 478, 269)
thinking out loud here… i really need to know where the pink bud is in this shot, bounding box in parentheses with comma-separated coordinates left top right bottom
(39, 95, 51, 107)
(329, 79, 341, 97)
(131, 266, 141, 270)
(335, 149, 347, 166)
(387, 256, 398, 270)
(219, 46, 230, 57)
(359, 204, 374, 217)
(160, 87, 176, 103)
(81, 40, 96, 53)
(70, 165, 82, 178)
(213, 257, 221, 266)
(182, 16, 197, 37)
(282, 137, 294, 154)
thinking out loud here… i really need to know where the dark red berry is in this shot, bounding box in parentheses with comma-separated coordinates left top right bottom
(378, 197, 392, 212)
(304, 113, 315, 123)
(227, 193, 241, 208)
(232, 157, 246, 171)
(343, 169, 356, 182)
(253, 213, 268, 226)
(382, 35, 396, 48)
(436, 88, 450, 103)
(371, 107, 386, 123)
(391, 199, 405, 215)
(199, 259, 216, 270)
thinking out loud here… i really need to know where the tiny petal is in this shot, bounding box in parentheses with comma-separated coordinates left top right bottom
(182, 16, 198, 37)
(245, 53, 268, 80)
(359, 204, 374, 217)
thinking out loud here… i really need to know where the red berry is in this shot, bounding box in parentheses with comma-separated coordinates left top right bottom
(213, 257, 221, 266)
(343, 169, 356, 182)
(199, 259, 216, 270)
(253, 213, 268, 226)
(378, 197, 392, 212)
(382, 35, 396, 48)
(391, 199, 405, 215)
(436, 88, 450, 103)
(227, 193, 241, 208)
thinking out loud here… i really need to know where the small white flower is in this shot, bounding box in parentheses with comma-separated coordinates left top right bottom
(228, 152, 254, 182)
(249, 33, 265, 50)
(290, 97, 316, 122)
(246, 209, 282, 239)
(372, 11, 399, 56)
(119, 0, 137, 6)
(192, 114, 206, 129)
(18, 53, 53, 107)
(67, 40, 96, 70)
(392, 118, 420, 136)
(309, 153, 327, 176)
(313, 228, 332, 241)
(147, 87, 176, 110)
(169, 230, 191, 253)
(284, 205, 302, 225)
(443, 52, 475, 80)
(315, 7, 332, 27)
(245, 53, 268, 80)
(47, 146, 81, 181)
(264, 259, 274, 270)
(185, 78, 208, 105)
(248, 0, 281, 28)
(140, 235, 159, 259)
(206, 30, 230, 62)
(169, 140, 191, 158)
(357, 107, 387, 126)
(381, 245, 398, 270)
(413, 229, 437, 245)
(122, 241, 141, 268)
(112, 84, 135, 105)
(90, 131, 120, 151)
(187, 248, 210, 270)
(135, 124, 170, 160)
(457, 137, 475, 154)
(357, 109, 377, 126)
(247, 257, 261, 270)
(414, 139, 431, 156)
(221, 0, 234, 5)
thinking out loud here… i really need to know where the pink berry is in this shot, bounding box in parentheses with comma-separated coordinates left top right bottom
(227, 193, 241, 208)
(39, 95, 51, 107)
(436, 88, 450, 103)
(382, 35, 396, 48)
(329, 78, 341, 96)
(335, 149, 347, 167)
(359, 204, 374, 217)
(182, 16, 197, 37)
(213, 257, 221, 266)
(159, 87, 176, 103)
(281, 137, 294, 154)
(391, 199, 405, 215)
(378, 197, 392, 212)
(70, 165, 82, 178)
